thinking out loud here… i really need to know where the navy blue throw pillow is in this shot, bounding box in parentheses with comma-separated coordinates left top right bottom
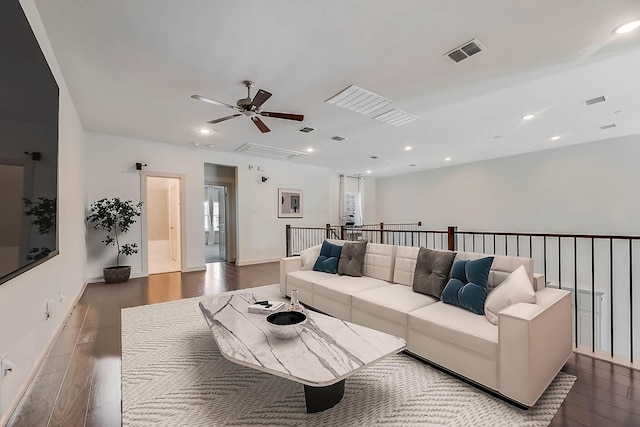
(441, 257, 494, 315)
(313, 241, 343, 274)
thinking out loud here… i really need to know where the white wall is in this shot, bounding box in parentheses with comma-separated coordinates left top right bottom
(84, 132, 333, 277)
(376, 134, 640, 360)
(0, 0, 86, 421)
(376, 134, 640, 235)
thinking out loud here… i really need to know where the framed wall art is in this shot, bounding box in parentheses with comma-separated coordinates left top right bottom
(278, 188, 303, 218)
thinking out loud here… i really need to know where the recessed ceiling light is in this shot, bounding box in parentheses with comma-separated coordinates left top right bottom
(493, 135, 503, 139)
(445, 157, 452, 161)
(369, 156, 379, 159)
(549, 136, 560, 141)
(198, 128, 211, 135)
(192, 142, 200, 146)
(409, 164, 416, 167)
(521, 114, 535, 120)
(404, 146, 412, 151)
(207, 144, 215, 148)
(615, 20, 640, 34)
(306, 147, 314, 153)
(366, 170, 372, 174)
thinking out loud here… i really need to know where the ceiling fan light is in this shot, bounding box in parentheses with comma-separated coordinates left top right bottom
(198, 128, 211, 134)
(615, 20, 640, 34)
(521, 114, 535, 120)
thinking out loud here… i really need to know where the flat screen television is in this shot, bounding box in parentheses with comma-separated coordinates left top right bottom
(0, 0, 59, 285)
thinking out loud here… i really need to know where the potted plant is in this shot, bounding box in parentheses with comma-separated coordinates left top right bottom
(86, 197, 143, 283)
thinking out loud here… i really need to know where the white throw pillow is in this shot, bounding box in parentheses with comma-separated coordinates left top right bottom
(484, 265, 536, 325)
(300, 244, 321, 271)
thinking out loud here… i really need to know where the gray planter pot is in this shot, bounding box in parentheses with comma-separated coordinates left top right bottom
(103, 266, 131, 284)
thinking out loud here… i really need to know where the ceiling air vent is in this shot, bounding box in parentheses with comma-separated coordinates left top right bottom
(298, 126, 315, 133)
(373, 109, 419, 127)
(585, 96, 606, 106)
(331, 136, 348, 142)
(369, 156, 379, 159)
(235, 143, 306, 160)
(445, 39, 485, 63)
(325, 85, 392, 115)
(600, 124, 616, 130)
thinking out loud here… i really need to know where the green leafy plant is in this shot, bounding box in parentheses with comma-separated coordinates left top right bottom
(86, 197, 143, 267)
(24, 197, 57, 234)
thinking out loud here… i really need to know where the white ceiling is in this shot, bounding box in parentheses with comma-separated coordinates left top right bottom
(34, 0, 640, 177)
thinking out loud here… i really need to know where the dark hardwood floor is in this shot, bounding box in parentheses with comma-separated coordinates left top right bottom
(6, 261, 640, 426)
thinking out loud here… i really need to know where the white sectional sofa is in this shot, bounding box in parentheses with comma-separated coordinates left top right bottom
(279, 241, 572, 407)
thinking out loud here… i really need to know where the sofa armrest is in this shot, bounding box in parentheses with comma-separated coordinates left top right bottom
(498, 287, 572, 407)
(279, 256, 302, 295)
(533, 273, 546, 292)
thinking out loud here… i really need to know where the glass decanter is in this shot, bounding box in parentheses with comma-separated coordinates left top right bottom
(288, 289, 304, 312)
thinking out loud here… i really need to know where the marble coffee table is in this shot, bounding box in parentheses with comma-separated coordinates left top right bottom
(199, 292, 406, 413)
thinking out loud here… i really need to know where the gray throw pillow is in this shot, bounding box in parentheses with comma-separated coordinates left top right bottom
(412, 247, 457, 298)
(338, 240, 368, 277)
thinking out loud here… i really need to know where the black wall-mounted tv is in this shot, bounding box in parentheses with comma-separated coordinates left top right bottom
(0, 0, 59, 285)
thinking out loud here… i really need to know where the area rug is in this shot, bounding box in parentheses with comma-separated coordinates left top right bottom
(121, 285, 576, 427)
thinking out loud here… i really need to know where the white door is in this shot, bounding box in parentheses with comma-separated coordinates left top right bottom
(169, 183, 181, 263)
(218, 186, 227, 261)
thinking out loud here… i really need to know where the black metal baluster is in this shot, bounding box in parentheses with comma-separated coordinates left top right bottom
(558, 237, 562, 290)
(574, 237, 578, 349)
(610, 238, 614, 358)
(591, 238, 595, 353)
(630, 239, 634, 363)
(544, 236, 547, 281)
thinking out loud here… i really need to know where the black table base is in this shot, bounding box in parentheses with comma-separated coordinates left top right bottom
(303, 380, 345, 413)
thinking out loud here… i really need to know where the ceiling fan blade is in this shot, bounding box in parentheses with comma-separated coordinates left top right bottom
(260, 111, 304, 121)
(251, 116, 271, 133)
(191, 94, 239, 110)
(207, 113, 242, 124)
(251, 89, 272, 109)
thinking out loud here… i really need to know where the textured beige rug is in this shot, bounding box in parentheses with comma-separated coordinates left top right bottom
(122, 285, 575, 426)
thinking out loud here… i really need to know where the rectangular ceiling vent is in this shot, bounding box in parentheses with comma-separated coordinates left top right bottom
(235, 143, 306, 160)
(373, 109, 420, 127)
(585, 96, 606, 106)
(445, 39, 485, 63)
(600, 124, 616, 130)
(298, 126, 315, 133)
(325, 85, 392, 116)
(331, 135, 348, 142)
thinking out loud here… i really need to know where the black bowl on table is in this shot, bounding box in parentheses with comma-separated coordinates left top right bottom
(266, 311, 307, 339)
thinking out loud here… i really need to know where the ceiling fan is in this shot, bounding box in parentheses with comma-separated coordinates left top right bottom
(191, 80, 304, 133)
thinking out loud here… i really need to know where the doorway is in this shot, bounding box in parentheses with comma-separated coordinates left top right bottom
(147, 176, 182, 274)
(204, 185, 228, 263)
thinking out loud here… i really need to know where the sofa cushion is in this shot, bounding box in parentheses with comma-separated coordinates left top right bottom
(314, 276, 389, 305)
(393, 246, 420, 286)
(442, 257, 494, 315)
(286, 270, 330, 291)
(484, 265, 536, 325)
(412, 247, 457, 298)
(313, 240, 343, 274)
(353, 285, 438, 326)
(408, 302, 499, 360)
(455, 252, 534, 291)
(338, 240, 368, 277)
(300, 244, 321, 271)
(363, 243, 397, 281)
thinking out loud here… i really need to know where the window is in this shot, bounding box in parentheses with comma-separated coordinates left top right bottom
(204, 201, 210, 231)
(213, 201, 219, 231)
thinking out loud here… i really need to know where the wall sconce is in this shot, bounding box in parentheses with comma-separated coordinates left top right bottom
(261, 176, 269, 182)
(135, 162, 148, 170)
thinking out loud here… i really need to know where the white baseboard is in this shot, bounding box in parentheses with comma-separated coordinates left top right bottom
(1, 281, 88, 427)
(236, 257, 281, 266)
(182, 265, 206, 272)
